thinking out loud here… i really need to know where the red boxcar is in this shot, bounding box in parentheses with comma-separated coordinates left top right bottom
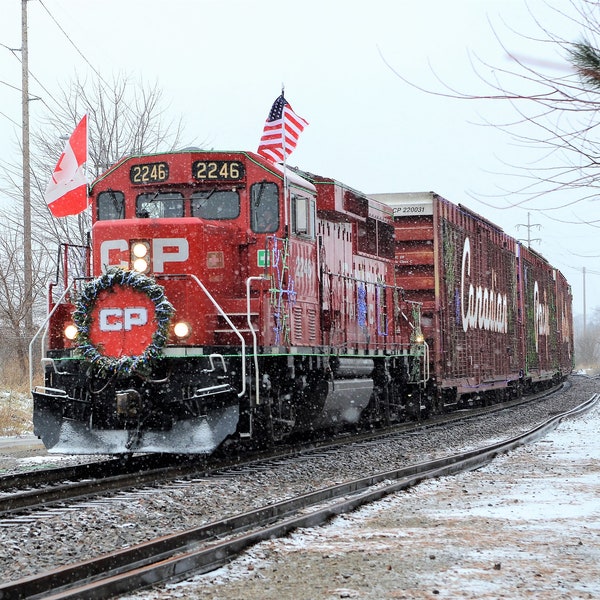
(371, 191, 573, 410)
(518, 243, 574, 385)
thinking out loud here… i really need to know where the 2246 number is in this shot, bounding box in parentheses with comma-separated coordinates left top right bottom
(193, 160, 244, 181)
(130, 162, 169, 184)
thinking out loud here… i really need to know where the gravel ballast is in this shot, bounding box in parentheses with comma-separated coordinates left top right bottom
(0, 376, 597, 598)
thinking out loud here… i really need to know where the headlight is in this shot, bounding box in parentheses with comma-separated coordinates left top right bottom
(64, 324, 78, 340)
(173, 321, 191, 339)
(132, 242, 149, 258)
(133, 258, 150, 273)
(131, 241, 150, 273)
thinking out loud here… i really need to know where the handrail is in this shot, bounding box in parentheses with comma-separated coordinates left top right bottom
(188, 275, 247, 398)
(422, 340, 430, 385)
(246, 276, 269, 406)
(28, 281, 76, 393)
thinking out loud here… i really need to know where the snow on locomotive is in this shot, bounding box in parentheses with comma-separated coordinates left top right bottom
(32, 150, 426, 454)
(31, 152, 573, 455)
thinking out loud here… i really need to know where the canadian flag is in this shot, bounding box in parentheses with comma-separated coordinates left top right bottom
(44, 115, 89, 217)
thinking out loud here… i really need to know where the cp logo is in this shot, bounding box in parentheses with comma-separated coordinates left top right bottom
(99, 307, 148, 332)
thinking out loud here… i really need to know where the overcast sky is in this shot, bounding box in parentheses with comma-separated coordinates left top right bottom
(0, 0, 598, 320)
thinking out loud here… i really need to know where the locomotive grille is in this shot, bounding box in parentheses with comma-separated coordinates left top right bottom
(294, 306, 303, 340)
(307, 308, 317, 341)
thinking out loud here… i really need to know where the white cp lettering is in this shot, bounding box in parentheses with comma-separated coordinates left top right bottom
(100, 238, 189, 272)
(152, 238, 188, 271)
(100, 307, 148, 331)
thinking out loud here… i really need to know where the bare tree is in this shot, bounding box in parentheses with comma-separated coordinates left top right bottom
(30, 73, 187, 247)
(0, 72, 190, 380)
(574, 310, 600, 371)
(381, 0, 600, 209)
(0, 222, 52, 373)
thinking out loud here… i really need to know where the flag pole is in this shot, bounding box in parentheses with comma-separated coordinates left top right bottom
(281, 85, 289, 236)
(85, 112, 89, 187)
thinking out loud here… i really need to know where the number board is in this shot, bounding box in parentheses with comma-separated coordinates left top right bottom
(391, 200, 433, 217)
(130, 162, 169, 184)
(192, 160, 245, 181)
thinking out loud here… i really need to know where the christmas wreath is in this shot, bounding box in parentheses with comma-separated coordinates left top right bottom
(72, 267, 175, 377)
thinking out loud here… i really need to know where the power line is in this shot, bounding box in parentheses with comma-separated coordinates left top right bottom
(1, 34, 62, 121)
(0, 109, 20, 128)
(37, 0, 112, 90)
(0, 41, 20, 54)
(6, 0, 154, 129)
(36, 0, 152, 126)
(0, 79, 21, 93)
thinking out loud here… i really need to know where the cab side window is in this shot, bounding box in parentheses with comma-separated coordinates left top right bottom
(291, 193, 316, 238)
(251, 182, 279, 233)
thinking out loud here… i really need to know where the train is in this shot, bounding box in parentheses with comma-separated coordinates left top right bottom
(31, 150, 574, 454)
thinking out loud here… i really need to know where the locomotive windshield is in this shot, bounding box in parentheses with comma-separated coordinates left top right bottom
(191, 190, 240, 220)
(97, 190, 125, 220)
(136, 192, 184, 218)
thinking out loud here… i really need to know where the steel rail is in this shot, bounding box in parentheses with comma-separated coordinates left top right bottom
(0, 454, 176, 493)
(0, 456, 207, 515)
(0, 380, 576, 516)
(2, 393, 597, 600)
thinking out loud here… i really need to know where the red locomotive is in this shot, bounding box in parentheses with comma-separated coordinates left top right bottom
(31, 152, 573, 454)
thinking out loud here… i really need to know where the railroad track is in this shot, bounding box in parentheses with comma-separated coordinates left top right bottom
(0, 453, 182, 492)
(0, 382, 570, 517)
(2, 392, 597, 600)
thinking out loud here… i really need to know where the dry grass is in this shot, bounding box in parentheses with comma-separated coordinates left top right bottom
(0, 390, 33, 436)
(0, 356, 37, 436)
(0, 359, 29, 393)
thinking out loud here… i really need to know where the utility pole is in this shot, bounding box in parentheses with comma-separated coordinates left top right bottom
(22, 0, 33, 337)
(516, 212, 541, 247)
(582, 266, 586, 339)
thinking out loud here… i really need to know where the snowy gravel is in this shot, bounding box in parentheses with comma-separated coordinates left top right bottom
(0, 376, 597, 597)
(157, 402, 599, 600)
(123, 377, 600, 600)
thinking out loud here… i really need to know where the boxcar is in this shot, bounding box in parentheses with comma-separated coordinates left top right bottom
(371, 191, 573, 410)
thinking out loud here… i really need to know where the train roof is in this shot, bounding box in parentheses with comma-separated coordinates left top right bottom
(370, 191, 506, 233)
(373, 191, 564, 270)
(289, 167, 393, 223)
(289, 166, 368, 198)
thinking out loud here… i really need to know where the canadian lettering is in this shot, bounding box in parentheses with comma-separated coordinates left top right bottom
(533, 281, 550, 351)
(460, 237, 508, 334)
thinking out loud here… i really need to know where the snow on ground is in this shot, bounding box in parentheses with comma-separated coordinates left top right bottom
(125, 402, 600, 600)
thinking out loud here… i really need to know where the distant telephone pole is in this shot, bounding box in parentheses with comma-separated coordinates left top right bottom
(583, 266, 586, 338)
(516, 212, 541, 247)
(21, 0, 33, 336)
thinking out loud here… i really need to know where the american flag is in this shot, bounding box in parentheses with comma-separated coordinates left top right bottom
(257, 94, 308, 163)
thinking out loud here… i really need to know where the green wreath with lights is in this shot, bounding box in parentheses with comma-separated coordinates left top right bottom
(72, 267, 175, 377)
